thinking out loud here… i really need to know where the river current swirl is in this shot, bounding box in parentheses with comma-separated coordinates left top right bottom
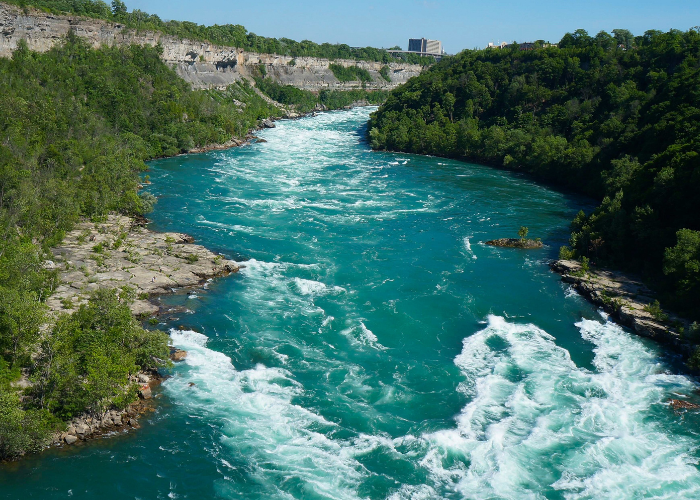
(3, 108, 700, 500)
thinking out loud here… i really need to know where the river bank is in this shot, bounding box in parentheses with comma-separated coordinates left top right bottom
(48, 214, 239, 318)
(550, 259, 696, 357)
(34, 214, 240, 450)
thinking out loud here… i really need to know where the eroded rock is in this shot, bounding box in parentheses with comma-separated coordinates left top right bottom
(170, 349, 188, 362)
(670, 399, 700, 411)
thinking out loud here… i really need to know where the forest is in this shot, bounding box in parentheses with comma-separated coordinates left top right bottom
(255, 77, 389, 113)
(0, 34, 279, 459)
(369, 28, 700, 318)
(5, 0, 435, 65)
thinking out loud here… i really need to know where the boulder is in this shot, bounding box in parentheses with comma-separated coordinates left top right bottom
(139, 386, 152, 400)
(170, 349, 188, 362)
(75, 424, 90, 438)
(138, 373, 150, 384)
(64, 435, 78, 445)
(261, 118, 275, 128)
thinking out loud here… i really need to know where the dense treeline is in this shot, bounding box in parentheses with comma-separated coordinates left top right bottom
(255, 77, 389, 113)
(0, 35, 278, 459)
(369, 28, 700, 317)
(5, 0, 435, 65)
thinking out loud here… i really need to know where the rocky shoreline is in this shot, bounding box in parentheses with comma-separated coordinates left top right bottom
(47, 214, 239, 318)
(52, 371, 161, 447)
(39, 214, 239, 450)
(550, 260, 695, 356)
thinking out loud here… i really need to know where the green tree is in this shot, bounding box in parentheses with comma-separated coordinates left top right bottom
(0, 389, 57, 460)
(518, 226, 529, 242)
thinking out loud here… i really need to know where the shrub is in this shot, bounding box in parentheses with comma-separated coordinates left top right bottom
(643, 300, 669, 322)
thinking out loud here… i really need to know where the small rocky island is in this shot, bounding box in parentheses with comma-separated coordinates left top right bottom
(485, 226, 544, 249)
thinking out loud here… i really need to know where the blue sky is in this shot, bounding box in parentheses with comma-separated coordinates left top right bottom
(127, 0, 700, 53)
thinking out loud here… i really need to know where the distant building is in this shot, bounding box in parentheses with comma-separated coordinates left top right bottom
(408, 38, 443, 56)
(487, 41, 557, 50)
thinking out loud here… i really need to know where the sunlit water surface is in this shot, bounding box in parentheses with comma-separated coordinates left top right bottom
(4, 108, 700, 500)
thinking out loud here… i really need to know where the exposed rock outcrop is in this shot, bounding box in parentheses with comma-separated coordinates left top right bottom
(55, 386, 158, 446)
(0, 2, 423, 91)
(551, 260, 694, 355)
(485, 238, 543, 249)
(48, 214, 240, 317)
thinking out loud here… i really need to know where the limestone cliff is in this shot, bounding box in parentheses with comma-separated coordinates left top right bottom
(0, 2, 422, 90)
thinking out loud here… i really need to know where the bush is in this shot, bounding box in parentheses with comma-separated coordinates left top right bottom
(30, 289, 170, 419)
(0, 389, 58, 460)
(329, 64, 372, 82)
(643, 299, 669, 323)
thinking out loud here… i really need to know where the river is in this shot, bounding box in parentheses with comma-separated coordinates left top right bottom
(3, 107, 700, 499)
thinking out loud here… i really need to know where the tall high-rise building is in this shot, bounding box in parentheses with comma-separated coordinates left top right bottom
(408, 38, 443, 55)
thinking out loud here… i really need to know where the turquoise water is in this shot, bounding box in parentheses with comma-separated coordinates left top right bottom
(3, 108, 700, 499)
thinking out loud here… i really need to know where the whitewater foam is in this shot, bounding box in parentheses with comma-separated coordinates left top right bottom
(167, 329, 368, 499)
(414, 316, 700, 499)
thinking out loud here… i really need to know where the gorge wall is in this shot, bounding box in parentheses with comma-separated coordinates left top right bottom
(0, 2, 423, 90)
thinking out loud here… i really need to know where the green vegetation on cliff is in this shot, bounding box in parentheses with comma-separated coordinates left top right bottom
(0, 34, 277, 459)
(369, 28, 700, 317)
(328, 64, 372, 83)
(5, 0, 434, 65)
(255, 77, 389, 113)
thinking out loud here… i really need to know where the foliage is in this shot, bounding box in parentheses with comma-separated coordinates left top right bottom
(255, 78, 389, 113)
(0, 35, 276, 458)
(29, 289, 170, 420)
(518, 226, 528, 241)
(5, 0, 433, 64)
(663, 229, 700, 312)
(643, 299, 669, 322)
(0, 390, 58, 460)
(319, 89, 389, 109)
(329, 64, 372, 83)
(369, 27, 700, 317)
(379, 65, 391, 82)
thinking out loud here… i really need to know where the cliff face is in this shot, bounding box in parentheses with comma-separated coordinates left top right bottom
(0, 3, 422, 90)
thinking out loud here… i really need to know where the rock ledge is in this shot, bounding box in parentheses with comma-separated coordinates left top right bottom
(48, 214, 239, 317)
(550, 259, 694, 355)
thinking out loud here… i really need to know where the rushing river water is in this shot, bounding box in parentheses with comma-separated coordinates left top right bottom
(4, 108, 700, 499)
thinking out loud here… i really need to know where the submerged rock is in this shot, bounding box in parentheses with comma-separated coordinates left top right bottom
(670, 399, 700, 411)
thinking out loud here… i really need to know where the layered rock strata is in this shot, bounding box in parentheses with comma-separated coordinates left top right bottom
(0, 2, 423, 90)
